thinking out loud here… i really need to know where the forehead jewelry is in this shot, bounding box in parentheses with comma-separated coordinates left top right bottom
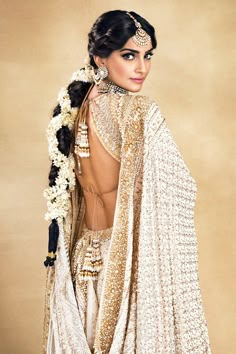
(126, 12, 152, 47)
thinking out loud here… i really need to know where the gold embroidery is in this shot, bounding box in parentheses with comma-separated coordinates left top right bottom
(89, 94, 123, 162)
(93, 95, 155, 353)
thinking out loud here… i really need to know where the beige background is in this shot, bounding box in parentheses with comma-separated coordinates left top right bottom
(0, 0, 235, 353)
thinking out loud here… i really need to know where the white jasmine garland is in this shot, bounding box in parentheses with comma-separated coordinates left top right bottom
(71, 68, 94, 83)
(44, 59, 96, 223)
(70, 55, 95, 83)
(44, 85, 79, 222)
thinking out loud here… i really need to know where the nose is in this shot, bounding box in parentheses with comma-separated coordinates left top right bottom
(135, 57, 147, 74)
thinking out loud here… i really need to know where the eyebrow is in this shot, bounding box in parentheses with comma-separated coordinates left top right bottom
(119, 48, 154, 54)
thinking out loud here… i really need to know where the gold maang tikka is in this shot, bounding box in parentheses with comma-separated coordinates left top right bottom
(126, 12, 151, 47)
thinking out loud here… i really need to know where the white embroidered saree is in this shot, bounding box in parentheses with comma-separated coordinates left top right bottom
(43, 93, 212, 353)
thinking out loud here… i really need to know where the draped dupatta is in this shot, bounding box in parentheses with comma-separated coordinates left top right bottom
(43, 93, 212, 353)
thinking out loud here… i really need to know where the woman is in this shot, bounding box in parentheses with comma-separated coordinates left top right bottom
(43, 10, 212, 354)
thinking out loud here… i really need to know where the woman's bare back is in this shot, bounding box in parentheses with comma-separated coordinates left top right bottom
(76, 90, 120, 231)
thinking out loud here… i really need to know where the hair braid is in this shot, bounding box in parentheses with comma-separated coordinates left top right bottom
(44, 81, 91, 267)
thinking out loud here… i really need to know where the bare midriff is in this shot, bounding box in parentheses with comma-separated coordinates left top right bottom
(76, 94, 120, 231)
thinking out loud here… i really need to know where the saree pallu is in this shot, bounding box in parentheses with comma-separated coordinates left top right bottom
(43, 93, 212, 353)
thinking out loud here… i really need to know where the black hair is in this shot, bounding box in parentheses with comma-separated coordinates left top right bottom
(44, 10, 157, 266)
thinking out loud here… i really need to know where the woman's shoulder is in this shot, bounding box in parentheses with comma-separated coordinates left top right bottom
(91, 92, 159, 109)
(120, 94, 162, 122)
(123, 93, 157, 106)
(121, 94, 160, 116)
(91, 92, 162, 126)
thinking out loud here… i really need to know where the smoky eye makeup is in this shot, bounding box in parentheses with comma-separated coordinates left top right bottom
(145, 52, 154, 59)
(121, 51, 154, 60)
(121, 52, 135, 60)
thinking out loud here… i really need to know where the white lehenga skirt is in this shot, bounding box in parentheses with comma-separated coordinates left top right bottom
(71, 223, 113, 353)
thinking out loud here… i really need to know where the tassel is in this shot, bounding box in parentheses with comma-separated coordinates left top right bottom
(44, 219, 59, 267)
(74, 122, 90, 157)
(78, 239, 103, 281)
(74, 100, 90, 158)
(78, 122, 90, 157)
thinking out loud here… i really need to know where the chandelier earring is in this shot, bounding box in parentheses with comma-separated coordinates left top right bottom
(93, 65, 109, 85)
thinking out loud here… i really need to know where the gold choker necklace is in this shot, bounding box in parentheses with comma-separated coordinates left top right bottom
(98, 80, 128, 95)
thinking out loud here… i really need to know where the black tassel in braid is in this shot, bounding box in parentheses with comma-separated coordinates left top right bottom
(44, 81, 91, 267)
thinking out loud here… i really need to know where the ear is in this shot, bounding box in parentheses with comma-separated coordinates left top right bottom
(93, 55, 106, 68)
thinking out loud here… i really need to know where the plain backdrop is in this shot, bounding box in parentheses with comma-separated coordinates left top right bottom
(0, 0, 235, 353)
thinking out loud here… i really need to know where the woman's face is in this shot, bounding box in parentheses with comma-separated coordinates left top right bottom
(96, 37, 154, 93)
